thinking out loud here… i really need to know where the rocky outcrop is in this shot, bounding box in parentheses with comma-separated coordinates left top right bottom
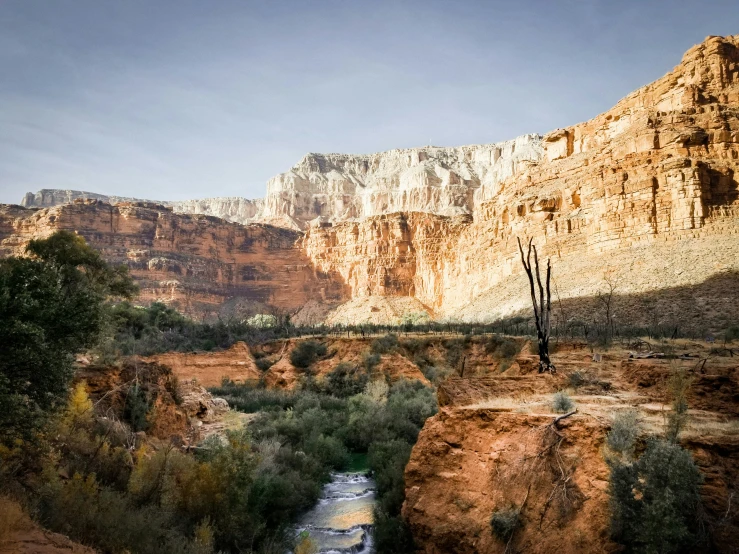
(170, 196, 263, 225)
(146, 341, 262, 387)
(20, 189, 264, 225)
(403, 342, 739, 553)
(0, 200, 347, 318)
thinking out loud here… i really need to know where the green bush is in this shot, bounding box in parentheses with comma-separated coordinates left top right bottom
(485, 335, 520, 360)
(371, 333, 399, 354)
(607, 410, 639, 455)
(290, 340, 327, 368)
(724, 325, 739, 343)
(608, 439, 702, 552)
(552, 390, 574, 413)
(124, 382, 150, 432)
(255, 357, 274, 371)
(362, 351, 381, 372)
(442, 338, 466, 369)
(491, 507, 520, 541)
(324, 362, 369, 398)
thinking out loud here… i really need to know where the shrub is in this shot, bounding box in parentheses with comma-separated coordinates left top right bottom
(362, 351, 381, 372)
(371, 333, 399, 354)
(365, 379, 389, 403)
(485, 335, 520, 361)
(666, 362, 692, 442)
(400, 337, 431, 355)
(124, 383, 150, 432)
(552, 390, 574, 413)
(246, 314, 277, 328)
(443, 338, 465, 369)
(606, 410, 639, 456)
(724, 325, 739, 344)
(324, 362, 368, 398)
(290, 340, 327, 368)
(491, 507, 520, 541)
(255, 357, 274, 372)
(208, 383, 296, 413)
(608, 439, 702, 552)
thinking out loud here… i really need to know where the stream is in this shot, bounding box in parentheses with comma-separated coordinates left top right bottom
(295, 471, 376, 553)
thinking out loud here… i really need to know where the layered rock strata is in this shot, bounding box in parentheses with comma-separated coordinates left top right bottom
(6, 36, 739, 326)
(0, 200, 346, 317)
(302, 35, 739, 326)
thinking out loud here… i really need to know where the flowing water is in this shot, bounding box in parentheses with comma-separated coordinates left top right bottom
(295, 471, 376, 553)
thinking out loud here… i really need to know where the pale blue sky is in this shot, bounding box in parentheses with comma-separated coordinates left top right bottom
(1, 0, 737, 204)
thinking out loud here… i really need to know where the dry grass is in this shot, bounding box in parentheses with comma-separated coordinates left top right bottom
(464, 396, 542, 413)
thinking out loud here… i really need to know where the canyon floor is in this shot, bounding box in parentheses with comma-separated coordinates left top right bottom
(118, 331, 739, 552)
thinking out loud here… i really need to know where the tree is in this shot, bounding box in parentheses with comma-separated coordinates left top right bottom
(0, 231, 136, 443)
(517, 237, 556, 373)
(596, 269, 619, 346)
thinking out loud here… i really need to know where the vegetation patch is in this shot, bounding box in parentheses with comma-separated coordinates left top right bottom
(491, 506, 521, 541)
(552, 390, 575, 413)
(290, 340, 327, 368)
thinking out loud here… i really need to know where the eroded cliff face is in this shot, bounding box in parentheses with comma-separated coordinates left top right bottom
(303, 35, 739, 326)
(403, 342, 739, 553)
(0, 200, 346, 317)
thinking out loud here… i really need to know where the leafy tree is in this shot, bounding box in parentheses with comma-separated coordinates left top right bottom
(0, 231, 135, 443)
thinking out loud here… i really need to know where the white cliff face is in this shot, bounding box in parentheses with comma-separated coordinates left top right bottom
(20, 190, 263, 225)
(262, 134, 543, 228)
(19, 134, 543, 229)
(170, 197, 263, 225)
(21, 190, 148, 208)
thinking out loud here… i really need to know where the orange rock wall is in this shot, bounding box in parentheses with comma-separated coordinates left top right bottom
(0, 201, 347, 317)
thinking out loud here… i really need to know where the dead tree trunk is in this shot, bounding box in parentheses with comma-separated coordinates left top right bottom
(517, 237, 556, 374)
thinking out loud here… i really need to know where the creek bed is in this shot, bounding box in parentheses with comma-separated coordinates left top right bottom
(295, 471, 375, 553)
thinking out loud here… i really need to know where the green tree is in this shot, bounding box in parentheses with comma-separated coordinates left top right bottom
(608, 439, 702, 553)
(0, 231, 135, 443)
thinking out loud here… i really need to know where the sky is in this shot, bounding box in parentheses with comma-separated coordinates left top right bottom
(0, 1, 738, 204)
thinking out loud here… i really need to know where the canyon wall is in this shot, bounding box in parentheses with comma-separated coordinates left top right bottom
(262, 134, 542, 229)
(302, 35, 739, 326)
(6, 36, 739, 327)
(0, 200, 346, 317)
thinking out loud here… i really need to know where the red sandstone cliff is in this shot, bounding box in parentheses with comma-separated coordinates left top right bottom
(0, 200, 347, 318)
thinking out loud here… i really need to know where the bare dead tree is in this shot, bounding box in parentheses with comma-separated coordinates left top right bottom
(596, 269, 619, 345)
(517, 237, 556, 373)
